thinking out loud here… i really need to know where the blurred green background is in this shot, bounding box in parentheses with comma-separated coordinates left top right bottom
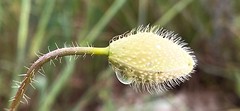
(1, 0, 240, 111)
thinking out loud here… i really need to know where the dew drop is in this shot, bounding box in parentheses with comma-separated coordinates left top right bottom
(115, 69, 133, 85)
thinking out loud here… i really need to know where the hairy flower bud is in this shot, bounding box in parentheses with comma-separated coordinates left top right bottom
(108, 26, 197, 93)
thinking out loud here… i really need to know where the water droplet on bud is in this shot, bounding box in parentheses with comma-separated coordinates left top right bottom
(115, 69, 133, 84)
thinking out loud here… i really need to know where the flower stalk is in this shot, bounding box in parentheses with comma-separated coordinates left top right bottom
(9, 47, 109, 111)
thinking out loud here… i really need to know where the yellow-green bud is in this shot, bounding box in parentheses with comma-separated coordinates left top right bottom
(108, 26, 197, 93)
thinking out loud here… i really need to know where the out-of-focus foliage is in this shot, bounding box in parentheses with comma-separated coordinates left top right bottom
(0, 0, 240, 111)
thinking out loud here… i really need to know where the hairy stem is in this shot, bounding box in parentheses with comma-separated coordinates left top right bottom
(9, 47, 109, 111)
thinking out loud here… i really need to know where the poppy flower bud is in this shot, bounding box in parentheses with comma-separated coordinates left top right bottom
(108, 26, 197, 93)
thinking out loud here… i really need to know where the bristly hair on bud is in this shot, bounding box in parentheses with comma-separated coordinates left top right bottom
(108, 25, 197, 94)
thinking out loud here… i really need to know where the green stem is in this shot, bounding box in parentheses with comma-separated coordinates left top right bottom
(80, 0, 127, 44)
(29, 0, 56, 58)
(71, 68, 113, 111)
(154, 0, 193, 26)
(9, 47, 109, 111)
(10, 0, 31, 107)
